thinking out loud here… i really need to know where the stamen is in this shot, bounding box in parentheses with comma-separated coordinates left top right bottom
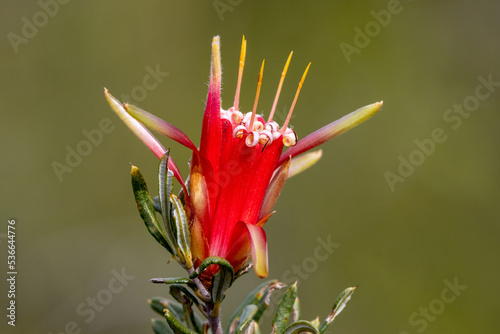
(259, 130, 273, 145)
(233, 35, 247, 111)
(253, 120, 264, 132)
(281, 62, 311, 134)
(211, 36, 222, 88)
(233, 124, 247, 138)
(245, 131, 260, 147)
(268, 51, 293, 122)
(253, 115, 265, 131)
(231, 110, 243, 124)
(282, 128, 297, 147)
(265, 121, 279, 133)
(248, 60, 265, 132)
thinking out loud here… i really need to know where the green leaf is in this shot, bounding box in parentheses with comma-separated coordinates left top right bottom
(158, 152, 178, 256)
(292, 297, 300, 322)
(228, 280, 284, 333)
(131, 165, 173, 254)
(164, 309, 198, 334)
(235, 305, 258, 334)
(170, 194, 193, 268)
(152, 318, 175, 334)
(149, 297, 184, 320)
(153, 196, 162, 213)
(318, 286, 357, 334)
(272, 282, 298, 334)
(283, 321, 320, 334)
(150, 277, 192, 285)
(234, 263, 253, 280)
(189, 256, 234, 280)
(211, 259, 234, 307)
(169, 285, 201, 309)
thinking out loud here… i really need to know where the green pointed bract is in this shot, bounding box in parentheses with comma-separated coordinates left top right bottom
(309, 317, 320, 329)
(152, 318, 175, 334)
(318, 286, 357, 334)
(287, 150, 322, 179)
(272, 282, 298, 334)
(131, 165, 173, 254)
(171, 194, 193, 269)
(235, 305, 259, 334)
(164, 309, 198, 334)
(283, 321, 319, 334)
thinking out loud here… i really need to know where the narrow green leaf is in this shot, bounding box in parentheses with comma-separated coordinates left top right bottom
(131, 165, 173, 254)
(235, 305, 258, 334)
(272, 282, 298, 334)
(234, 263, 253, 280)
(169, 285, 201, 308)
(253, 281, 285, 323)
(171, 194, 193, 268)
(211, 260, 234, 306)
(185, 305, 204, 334)
(189, 256, 234, 280)
(318, 286, 357, 334)
(228, 280, 284, 332)
(283, 321, 320, 334)
(164, 309, 198, 334)
(150, 277, 192, 285)
(152, 318, 175, 334)
(149, 297, 184, 320)
(153, 196, 162, 213)
(292, 297, 300, 322)
(251, 321, 261, 334)
(158, 152, 178, 256)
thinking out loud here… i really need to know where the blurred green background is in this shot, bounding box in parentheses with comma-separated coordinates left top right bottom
(1, 0, 499, 333)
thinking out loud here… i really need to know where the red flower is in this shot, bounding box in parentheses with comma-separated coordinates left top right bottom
(105, 36, 382, 278)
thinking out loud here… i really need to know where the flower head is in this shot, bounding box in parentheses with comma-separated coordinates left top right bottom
(105, 36, 382, 278)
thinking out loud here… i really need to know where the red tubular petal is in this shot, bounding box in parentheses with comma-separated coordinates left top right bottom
(245, 223, 269, 278)
(199, 37, 223, 184)
(227, 222, 269, 278)
(258, 158, 290, 221)
(239, 139, 284, 225)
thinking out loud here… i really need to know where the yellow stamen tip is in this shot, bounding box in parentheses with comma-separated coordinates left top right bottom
(211, 36, 222, 86)
(249, 59, 265, 131)
(268, 51, 294, 122)
(281, 62, 311, 133)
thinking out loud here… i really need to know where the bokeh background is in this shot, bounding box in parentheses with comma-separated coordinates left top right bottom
(1, 1, 499, 333)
